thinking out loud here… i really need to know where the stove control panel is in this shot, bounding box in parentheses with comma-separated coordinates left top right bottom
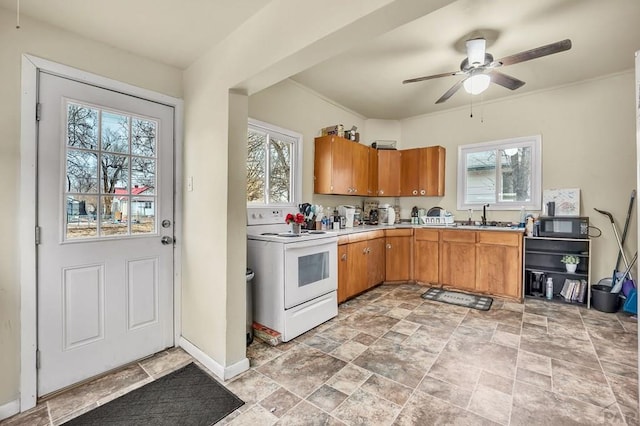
(247, 207, 298, 226)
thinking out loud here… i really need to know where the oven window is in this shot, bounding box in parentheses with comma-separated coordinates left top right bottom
(298, 251, 329, 287)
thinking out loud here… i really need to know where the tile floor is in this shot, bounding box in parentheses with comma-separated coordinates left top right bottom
(3, 284, 638, 425)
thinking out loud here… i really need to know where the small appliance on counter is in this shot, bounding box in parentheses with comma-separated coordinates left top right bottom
(378, 203, 395, 225)
(338, 205, 356, 228)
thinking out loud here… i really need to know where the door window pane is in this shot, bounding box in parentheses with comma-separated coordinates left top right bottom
(66, 150, 98, 193)
(67, 103, 98, 149)
(131, 118, 156, 157)
(131, 158, 156, 195)
(131, 196, 156, 235)
(101, 112, 129, 153)
(65, 195, 98, 239)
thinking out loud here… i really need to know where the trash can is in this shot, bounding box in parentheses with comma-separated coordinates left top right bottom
(591, 284, 620, 313)
(246, 268, 255, 346)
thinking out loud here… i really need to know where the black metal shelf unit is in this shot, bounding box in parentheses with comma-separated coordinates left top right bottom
(523, 236, 592, 308)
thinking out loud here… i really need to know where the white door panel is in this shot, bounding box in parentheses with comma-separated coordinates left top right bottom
(37, 72, 174, 396)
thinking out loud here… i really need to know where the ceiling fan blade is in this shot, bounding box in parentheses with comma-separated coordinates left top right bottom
(488, 71, 525, 90)
(497, 39, 572, 67)
(435, 79, 464, 104)
(403, 71, 460, 84)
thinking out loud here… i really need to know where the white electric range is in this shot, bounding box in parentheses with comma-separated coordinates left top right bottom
(247, 207, 338, 342)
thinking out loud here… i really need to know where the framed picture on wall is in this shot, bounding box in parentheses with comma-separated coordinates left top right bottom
(542, 188, 580, 216)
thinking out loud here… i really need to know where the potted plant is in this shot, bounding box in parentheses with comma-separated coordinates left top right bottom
(561, 255, 580, 273)
(285, 213, 305, 234)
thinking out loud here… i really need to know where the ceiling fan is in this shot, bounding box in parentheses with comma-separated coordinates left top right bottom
(403, 38, 572, 104)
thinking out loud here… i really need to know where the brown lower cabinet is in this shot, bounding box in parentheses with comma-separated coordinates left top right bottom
(337, 231, 385, 303)
(440, 230, 477, 291)
(426, 229, 523, 300)
(413, 229, 439, 284)
(385, 229, 413, 282)
(338, 228, 523, 303)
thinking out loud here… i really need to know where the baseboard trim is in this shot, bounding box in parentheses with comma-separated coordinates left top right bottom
(0, 399, 20, 421)
(178, 337, 249, 381)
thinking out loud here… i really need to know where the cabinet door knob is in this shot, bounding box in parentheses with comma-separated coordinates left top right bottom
(386, 243, 392, 249)
(420, 189, 426, 195)
(363, 248, 368, 255)
(379, 190, 384, 195)
(341, 253, 347, 261)
(412, 190, 418, 195)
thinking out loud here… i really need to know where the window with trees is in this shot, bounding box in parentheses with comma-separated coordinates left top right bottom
(457, 135, 541, 210)
(246, 119, 302, 206)
(65, 101, 158, 240)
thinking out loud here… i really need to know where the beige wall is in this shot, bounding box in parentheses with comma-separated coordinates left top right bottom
(0, 9, 182, 407)
(399, 72, 637, 282)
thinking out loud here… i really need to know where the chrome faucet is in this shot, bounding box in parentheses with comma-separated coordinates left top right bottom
(482, 204, 490, 226)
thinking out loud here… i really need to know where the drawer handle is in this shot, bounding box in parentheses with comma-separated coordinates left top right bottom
(341, 253, 347, 261)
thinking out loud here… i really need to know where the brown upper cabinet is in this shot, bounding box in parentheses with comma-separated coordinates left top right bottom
(400, 146, 446, 197)
(314, 136, 369, 195)
(377, 149, 401, 197)
(314, 136, 445, 197)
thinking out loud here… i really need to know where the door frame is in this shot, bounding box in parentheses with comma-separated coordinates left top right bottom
(19, 54, 183, 411)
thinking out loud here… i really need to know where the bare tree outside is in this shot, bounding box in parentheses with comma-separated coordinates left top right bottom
(247, 128, 293, 204)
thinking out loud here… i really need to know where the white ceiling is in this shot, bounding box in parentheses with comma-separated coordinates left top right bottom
(3, 0, 639, 119)
(0, 0, 272, 69)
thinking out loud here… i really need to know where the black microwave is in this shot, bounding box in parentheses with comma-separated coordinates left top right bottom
(537, 216, 589, 239)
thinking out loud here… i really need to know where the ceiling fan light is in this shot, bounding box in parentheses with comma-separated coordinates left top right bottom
(463, 74, 491, 95)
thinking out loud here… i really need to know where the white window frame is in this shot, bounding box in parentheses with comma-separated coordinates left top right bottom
(457, 135, 542, 211)
(247, 118, 302, 207)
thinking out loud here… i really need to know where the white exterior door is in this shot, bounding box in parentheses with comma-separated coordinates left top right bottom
(37, 72, 175, 396)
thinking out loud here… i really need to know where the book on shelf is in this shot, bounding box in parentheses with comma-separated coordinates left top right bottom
(560, 279, 587, 303)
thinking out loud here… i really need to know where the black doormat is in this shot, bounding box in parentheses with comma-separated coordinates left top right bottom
(65, 363, 244, 425)
(421, 288, 493, 311)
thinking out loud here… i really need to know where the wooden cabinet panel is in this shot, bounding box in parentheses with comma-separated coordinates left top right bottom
(400, 148, 420, 196)
(338, 244, 349, 303)
(420, 146, 446, 196)
(477, 231, 520, 246)
(367, 147, 378, 196)
(442, 230, 476, 243)
(331, 137, 352, 194)
(476, 244, 522, 298)
(377, 150, 401, 197)
(313, 136, 333, 194)
(368, 238, 386, 287)
(347, 240, 369, 297)
(385, 235, 412, 282)
(351, 142, 369, 195)
(441, 241, 476, 291)
(414, 239, 439, 284)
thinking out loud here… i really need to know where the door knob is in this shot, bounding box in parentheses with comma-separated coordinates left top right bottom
(161, 236, 173, 245)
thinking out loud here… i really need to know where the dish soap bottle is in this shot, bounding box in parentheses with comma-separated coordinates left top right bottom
(546, 277, 554, 300)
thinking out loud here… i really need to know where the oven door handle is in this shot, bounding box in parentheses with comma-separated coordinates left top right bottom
(283, 237, 338, 250)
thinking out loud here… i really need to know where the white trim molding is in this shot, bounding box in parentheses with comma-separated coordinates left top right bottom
(178, 337, 249, 381)
(0, 399, 20, 421)
(19, 54, 183, 413)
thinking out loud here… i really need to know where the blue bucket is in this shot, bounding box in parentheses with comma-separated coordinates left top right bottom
(623, 288, 637, 315)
